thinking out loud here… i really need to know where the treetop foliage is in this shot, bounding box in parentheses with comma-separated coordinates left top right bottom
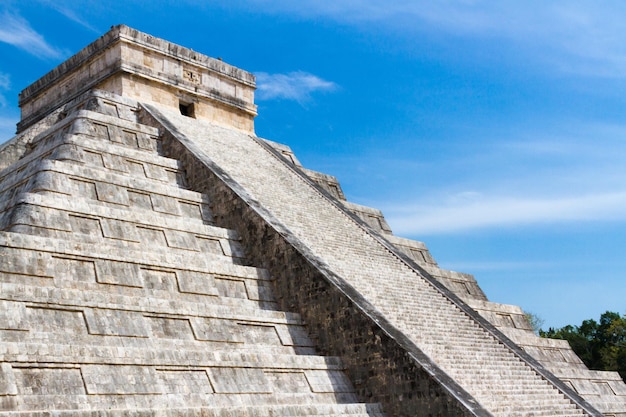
(541, 311, 626, 382)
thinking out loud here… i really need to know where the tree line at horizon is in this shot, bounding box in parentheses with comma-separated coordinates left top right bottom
(540, 311, 626, 383)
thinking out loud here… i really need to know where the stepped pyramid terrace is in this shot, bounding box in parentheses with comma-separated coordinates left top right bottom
(0, 25, 625, 417)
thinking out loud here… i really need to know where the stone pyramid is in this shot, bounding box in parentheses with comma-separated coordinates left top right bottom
(0, 25, 624, 417)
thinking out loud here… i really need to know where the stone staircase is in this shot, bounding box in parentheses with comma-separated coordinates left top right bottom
(270, 125, 626, 417)
(140, 102, 602, 416)
(0, 91, 384, 416)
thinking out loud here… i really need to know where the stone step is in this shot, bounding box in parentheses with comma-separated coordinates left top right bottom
(0, 342, 341, 369)
(471, 386, 569, 398)
(0, 403, 384, 417)
(0, 363, 363, 410)
(45, 156, 201, 208)
(0, 285, 299, 331)
(0, 159, 211, 222)
(56, 134, 186, 182)
(483, 402, 584, 415)
(1, 300, 315, 348)
(13, 111, 161, 182)
(581, 399, 626, 413)
(5, 194, 244, 261)
(0, 267, 278, 312)
(58, 109, 161, 151)
(78, 89, 143, 123)
(0, 232, 273, 297)
(0, 124, 181, 194)
(1, 331, 314, 356)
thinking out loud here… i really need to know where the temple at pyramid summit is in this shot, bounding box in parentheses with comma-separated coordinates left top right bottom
(1, 24, 625, 417)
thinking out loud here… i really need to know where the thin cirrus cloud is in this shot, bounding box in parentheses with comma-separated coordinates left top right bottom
(385, 191, 626, 236)
(0, 73, 9, 107)
(238, 1, 626, 78)
(255, 71, 338, 103)
(0, 11, 64, 59)
(35, 0, 100, 33)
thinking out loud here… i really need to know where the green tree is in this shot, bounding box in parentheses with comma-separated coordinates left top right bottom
(524, 311, 544, 335)
(541, 311, 626, 382)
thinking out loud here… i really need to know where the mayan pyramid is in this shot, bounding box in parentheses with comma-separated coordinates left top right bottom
(0, 25, 624, 417)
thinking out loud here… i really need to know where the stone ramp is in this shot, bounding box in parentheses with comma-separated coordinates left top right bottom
(142, 103, 600, 416)
(0, 94, 382, 416)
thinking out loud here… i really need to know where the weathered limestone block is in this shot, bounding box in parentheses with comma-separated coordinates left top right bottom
(265, 371, 311, 393)
(164, 229, 199, 251)
(95, 260, 143, 287)
(207, 368, 271, 393)
(218, 238, 246, 259)
(100, 152, 127, 172)
(176, 270, 219, 296)
(386, 235, 438, 266)
(151, 194, 181, 215)
(427, 267, 487, 301)
(14, 368, 85, 395)
(305, 370, 355, 393)
(82, 365, 160, 394)
(69, 178, 97, 200)
(140, 268, 178, 291)
(262, 140, 303, 167)
(214, 277, 248, 299)
(136, 226, 168, 246)
(67, 214, 102, 238)
(189, 318, 243, 343)
(149, 316, 194, 339)
(95, 182, 130, 205)
(301, 168, 346, 201)
(241, 279, 274, 302)
(82, 91, 140, 123)
(26, 307, 87, 334)
(127, 190, 153, 210)
(157, 370, 214, 394)
(48, 142, 82, 163)
(238, 323, 285, 346)
(341, 201, 393, 235)
(195, 236, 224, 255)
(275, 324, 316, 347)
(467, 299, 533, 331)
(84, 308, 150, 337)
(0, 364, 18, 396)
(100, 218, 140, 242)
(28, 168, 71, 195)
(0, 249, 54, 278)
(0, 301, 27, 331)
(53, 256, 97, 284)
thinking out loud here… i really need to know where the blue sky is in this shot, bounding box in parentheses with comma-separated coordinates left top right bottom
(1, 1, 625, 329)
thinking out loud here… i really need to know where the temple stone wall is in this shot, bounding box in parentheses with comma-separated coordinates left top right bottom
(18, 25, 256, 134)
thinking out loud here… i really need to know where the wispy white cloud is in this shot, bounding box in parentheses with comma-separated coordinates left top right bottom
(255, 71, 338, 103)
(0, 11, 64, 59)
(358, 118, 626, 236)
(442, 260, 555, 273)
(0, 73, 9, 107)
(237, 1, 626, 78)
(385, 191, 626, 235)
(35, 0, 99, 33)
